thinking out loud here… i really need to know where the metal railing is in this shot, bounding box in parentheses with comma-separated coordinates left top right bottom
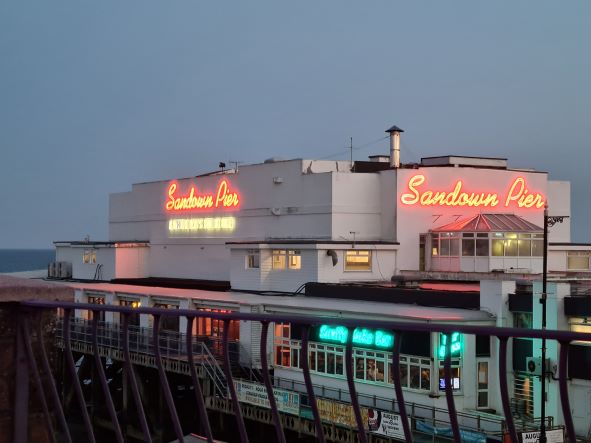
(12, 300, 591, 443)
(55, 317, 230, 398)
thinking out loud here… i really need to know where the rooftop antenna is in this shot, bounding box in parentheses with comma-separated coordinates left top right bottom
(229, 160, 243, 173)
(349, 231, 358, 248)
(349, 137, 353, 170)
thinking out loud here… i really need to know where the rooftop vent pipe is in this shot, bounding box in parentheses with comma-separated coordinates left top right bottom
(385, 125, 404, 168)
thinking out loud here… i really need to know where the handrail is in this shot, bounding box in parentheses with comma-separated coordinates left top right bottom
(16, 300, 590, 443)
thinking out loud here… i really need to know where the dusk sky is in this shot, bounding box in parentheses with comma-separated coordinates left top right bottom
(1, 1, 590, 248)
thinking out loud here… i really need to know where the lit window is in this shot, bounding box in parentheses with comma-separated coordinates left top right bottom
(246, 249, 260, 269)
(568, 251, 591, 271)
(288, 250, 301, 269)
(83, 249, 96, 264)
(272, 250, 287, 269)
(432, 233, 460, 257)
(345, 250, 372, 271)
(272, 250, 301, 270)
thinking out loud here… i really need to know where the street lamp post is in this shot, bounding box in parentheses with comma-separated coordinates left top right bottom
(540, 206, 567, 443)
(540, 206, 548, 443)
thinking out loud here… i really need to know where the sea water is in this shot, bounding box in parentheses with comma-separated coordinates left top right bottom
(0, 249, 55, 273)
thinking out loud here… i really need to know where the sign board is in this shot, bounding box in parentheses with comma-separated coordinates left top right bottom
(521, 429, 564, 443)
(368, 409, 408, 440)
(305, 398, 369, 430)
(316, 324, 394, 350)
(233, 380, 300, 415)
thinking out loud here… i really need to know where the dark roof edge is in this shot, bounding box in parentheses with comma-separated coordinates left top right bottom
(226, 239, 399, 246)
(54, 240, 149, 246)
(550, 242, 591, 247)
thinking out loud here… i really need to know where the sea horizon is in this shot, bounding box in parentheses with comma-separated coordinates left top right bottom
(0, 248, 55, 273)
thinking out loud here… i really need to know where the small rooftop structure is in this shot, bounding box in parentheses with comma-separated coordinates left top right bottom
(421, 156, 508, 169)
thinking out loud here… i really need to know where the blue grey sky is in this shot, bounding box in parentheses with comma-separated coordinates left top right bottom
(1, 1, 590, 248)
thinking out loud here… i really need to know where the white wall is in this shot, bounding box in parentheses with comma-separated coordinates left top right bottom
(331, 173, 382, 241)
(547, 181, 571, 243)
(115, 246, 149, 278)
(395, 168, 553, 272)
(56, 246, 115, 280)
(230, 245, 397, 292)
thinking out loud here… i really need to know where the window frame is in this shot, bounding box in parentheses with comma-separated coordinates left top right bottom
(344, 250, 372, 272)
(245, 249, 260, 269)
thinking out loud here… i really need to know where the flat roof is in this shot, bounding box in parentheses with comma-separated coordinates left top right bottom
(62, 281, 494, 323)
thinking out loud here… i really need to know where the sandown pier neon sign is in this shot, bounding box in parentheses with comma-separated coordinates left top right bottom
(400, 174, 545, 209)
(165, 179, 240, 212)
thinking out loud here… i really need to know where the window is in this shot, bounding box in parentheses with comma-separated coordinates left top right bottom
(492, 233, 504, 257)
(345, 250, 372, 271)
(83, 249, 97, 264)
(275, 323, 296, 367)
(272, 250, 301, 270)
(504, 233, 518, 256)
(87, 295, 105, 321)
(432, 233, 460, 257)
(518, 234, 532, 257)
(491, 232, 543, 257)
(439, 363, 461, 391)
(476, 233, 489, 256)
(531, 234, 544, 256)
(568, 251, 591, 271)
(388, 355, 431, 391)
(462, 233, 475, 256)
(514, 312, 533, 329)
(246, 249, 260, 269)
(288, 250, 301, 269)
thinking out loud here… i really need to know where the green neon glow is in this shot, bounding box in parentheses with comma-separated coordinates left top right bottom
(317, 325, 394, 349)
(438, 332, 462, 359)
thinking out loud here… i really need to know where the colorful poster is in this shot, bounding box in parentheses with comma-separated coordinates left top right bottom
(367, 409, 407, 440)
(233, 380, 300, 415)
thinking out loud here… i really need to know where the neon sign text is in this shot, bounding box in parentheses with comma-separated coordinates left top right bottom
(400, 175, 545, 209)
(168, 217, 236, 234)
(165, 179, 240, 212)
(317, 325, 394, 350)
(438, 332, 462, 359)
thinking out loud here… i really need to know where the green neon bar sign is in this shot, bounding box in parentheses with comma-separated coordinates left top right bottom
(317, 325, 394, 350)
(438, 332, 462, 359)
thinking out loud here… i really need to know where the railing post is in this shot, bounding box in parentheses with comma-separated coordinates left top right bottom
(13, 310, 29, 443)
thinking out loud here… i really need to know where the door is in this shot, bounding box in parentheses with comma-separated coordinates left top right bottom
(477, 360, 489, 409)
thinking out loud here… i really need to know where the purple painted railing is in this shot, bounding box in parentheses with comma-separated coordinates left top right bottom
(14, 300, 591, 443)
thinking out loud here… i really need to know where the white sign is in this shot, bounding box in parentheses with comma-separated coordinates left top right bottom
(233, 380, 300, 415)
(368, 409, 407, 440)
(521, 429, 564, 443)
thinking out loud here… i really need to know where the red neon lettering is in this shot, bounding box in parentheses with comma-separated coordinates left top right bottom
(401, 174, 544, 209)
(165, 179, 240, 212)
(504, 177, 545, 208)
(401, 175, 499, 208)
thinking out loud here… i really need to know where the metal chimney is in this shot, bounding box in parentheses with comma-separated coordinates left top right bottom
(385, 125, 404, 168)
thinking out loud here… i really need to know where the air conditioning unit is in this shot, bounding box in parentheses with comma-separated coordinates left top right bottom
(59, 262, 72, 279)
(47, 262, 58, 278)
(526, 357, 549, 376)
